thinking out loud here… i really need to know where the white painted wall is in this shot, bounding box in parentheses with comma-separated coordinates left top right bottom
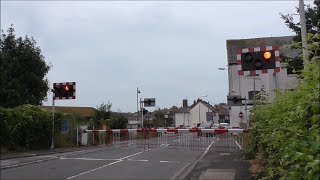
(189, 102, 215, 127)
(228, 64, 299, 127)
(175, 113, 190, 127)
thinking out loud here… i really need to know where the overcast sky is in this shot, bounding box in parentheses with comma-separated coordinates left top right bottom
(1, 1, 305, 112)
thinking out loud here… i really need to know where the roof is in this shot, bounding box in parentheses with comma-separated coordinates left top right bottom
(42, 106, 96, 117)
(175, 107, 190, 113)
(214, 104, 230, 116)
(189, 99, 216, 112)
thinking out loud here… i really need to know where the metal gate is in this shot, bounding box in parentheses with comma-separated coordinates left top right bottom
(84, 128, 248, 152)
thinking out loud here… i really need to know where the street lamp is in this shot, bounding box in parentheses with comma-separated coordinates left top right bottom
(218, 65, 232, 95)
(137, 86, 141, 127)
(197, 95, 208, 124)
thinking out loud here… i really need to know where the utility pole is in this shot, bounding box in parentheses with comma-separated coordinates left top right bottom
(299, 0, 309, 69)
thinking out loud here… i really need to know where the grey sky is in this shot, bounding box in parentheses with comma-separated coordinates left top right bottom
(1, 1, 302, 112)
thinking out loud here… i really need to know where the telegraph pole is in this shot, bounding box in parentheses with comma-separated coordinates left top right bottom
(299, 0, 309, 69)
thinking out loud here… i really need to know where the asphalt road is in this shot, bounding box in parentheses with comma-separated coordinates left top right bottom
(1, 135, 215, 180)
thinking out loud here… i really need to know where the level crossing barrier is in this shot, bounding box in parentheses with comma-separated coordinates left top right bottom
(83, 128, 249, 152)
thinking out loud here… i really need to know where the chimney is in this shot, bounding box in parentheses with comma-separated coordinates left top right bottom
(183, 99, 188, 108)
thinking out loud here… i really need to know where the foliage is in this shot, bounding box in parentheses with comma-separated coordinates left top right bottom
(153, 110, 165, 127)
(246, 36, 320, 179)
(95, 101, 112, 127)
(0, 105, 63, 151)
(108, 113, 127, 129)
(0, 25, 50, 108)
(281, 0, 319, 42)
(280, 0, 319, 73)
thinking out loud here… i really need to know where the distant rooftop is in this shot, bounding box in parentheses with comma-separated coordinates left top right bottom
(42, 106, 96, 117)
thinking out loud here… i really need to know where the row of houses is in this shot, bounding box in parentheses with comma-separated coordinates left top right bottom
(127, 99, 230, 129)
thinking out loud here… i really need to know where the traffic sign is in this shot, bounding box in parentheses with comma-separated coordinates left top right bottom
(143, 98, 156, 107)
(239, 112, 244, 118)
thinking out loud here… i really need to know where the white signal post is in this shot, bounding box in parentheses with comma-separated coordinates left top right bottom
(51, 91, 55, 149)
(51, 82, 76, 149)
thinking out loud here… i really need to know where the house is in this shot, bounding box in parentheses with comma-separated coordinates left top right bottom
(214, 103, 230, 123)
(127, 113, 140, 129)
(174, 99, 218, 128)
(226, 36, 300, 127)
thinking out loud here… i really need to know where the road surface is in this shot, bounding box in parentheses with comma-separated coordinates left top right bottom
(1, 134, 215, 180)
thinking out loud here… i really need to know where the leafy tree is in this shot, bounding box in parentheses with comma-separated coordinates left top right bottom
(109, 113, 127, 129)
(0, 25, 50, 107)
(280, 0, 319, 73)
(95, 101, 112, 127)
(153, 110, 165, 127)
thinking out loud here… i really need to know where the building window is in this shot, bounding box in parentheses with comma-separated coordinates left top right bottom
(248, 91, 260, 100)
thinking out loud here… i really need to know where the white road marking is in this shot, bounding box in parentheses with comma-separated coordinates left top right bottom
(119, 151, 144, 160)
(127, 159, 148, 162)
(66, 160, 122, 179)
(220, 153, 231, 156)
(235, 140, 242, 150)
(159, 160, 180, 164)
(60, 157, 120, 161)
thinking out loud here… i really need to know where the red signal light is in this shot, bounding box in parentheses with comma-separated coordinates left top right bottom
(65, 85, 69, 91)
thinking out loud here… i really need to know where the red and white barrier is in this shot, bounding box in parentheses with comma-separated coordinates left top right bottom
(82, 128, 248, 152)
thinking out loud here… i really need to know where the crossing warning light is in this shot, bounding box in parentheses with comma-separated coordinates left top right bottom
(241, 51, 276, 71)
(263, 51, 272, 60)
(53, 82, 76, 100)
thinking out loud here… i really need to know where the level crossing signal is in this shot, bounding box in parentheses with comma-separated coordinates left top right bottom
(53, 82, 76, 100)
(241, 50, 275, 71)
(237, 46, 280, 76)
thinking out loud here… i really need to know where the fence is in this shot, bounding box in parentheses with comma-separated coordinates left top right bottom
(83, 128, 249, 152)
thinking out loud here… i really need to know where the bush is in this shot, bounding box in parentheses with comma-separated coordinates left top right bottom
(246, 60, 320, 179)
(0, 105, 63, 151)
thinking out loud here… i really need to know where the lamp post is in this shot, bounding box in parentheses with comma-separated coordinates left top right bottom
(137, 86, 141, 127)
(218, 66, 232, 95)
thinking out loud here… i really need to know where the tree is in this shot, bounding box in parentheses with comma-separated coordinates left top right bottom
(280, 0, 320, 73)
(153, 110, 165, 127)
(109, 113, 127, 129)
(0, 25, 50, 107)
(95, 101, 112, 127)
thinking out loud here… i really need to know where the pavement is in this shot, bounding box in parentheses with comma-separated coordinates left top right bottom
(0, 133, 252, 180)
(183, 138, 252, 180)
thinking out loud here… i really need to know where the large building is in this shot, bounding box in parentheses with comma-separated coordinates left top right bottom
(226, 36, 300, 127)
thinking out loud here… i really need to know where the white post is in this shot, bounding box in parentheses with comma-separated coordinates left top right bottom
(50, 94, 55, 149)
(299, 0, 309, 69)
(244, 96, 248, 128)
(141, 98, 144, 128)
(76, 126, 79, 146)
(92, 125, 94, 145)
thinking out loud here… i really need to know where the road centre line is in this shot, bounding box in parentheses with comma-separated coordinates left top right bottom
(66, 160, 122, 179)
(60, 157, 120, 161)
(65, 144, 177, 179)
(127, 159, 148, 162)
(159, 160, 180, 164)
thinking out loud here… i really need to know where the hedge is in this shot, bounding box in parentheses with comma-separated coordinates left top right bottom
(0, 105, 63, 151)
